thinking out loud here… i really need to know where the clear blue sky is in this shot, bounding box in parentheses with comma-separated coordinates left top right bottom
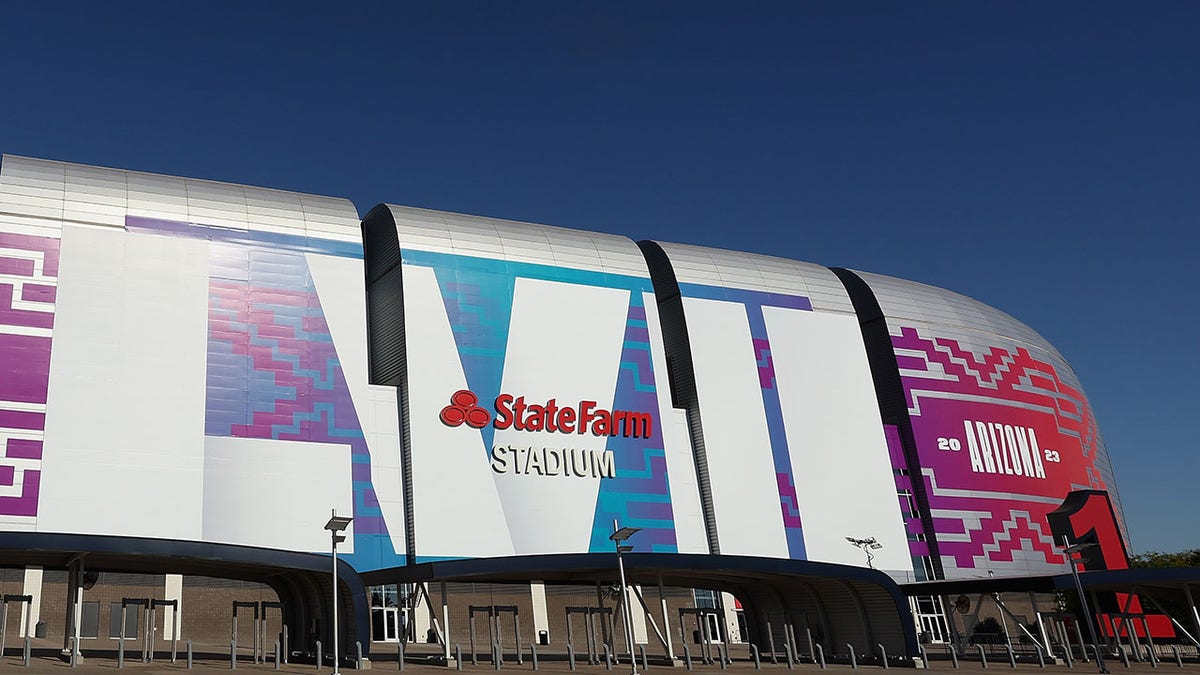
(2, 2, 1196, 552)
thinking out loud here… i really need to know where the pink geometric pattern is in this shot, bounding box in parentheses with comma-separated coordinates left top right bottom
(893, 326, 1110, 575)
(0, 232, 60, 519)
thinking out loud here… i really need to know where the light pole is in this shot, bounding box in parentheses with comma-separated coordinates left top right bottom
(1063, 542, 1109, 674)
(610, 521, 641, 675)
(325, 510, 353, 675)
(845, 536, 883, 569)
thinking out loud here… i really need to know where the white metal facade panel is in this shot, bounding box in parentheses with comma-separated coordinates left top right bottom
(492, 278, 630, 555)
(201, 435, 353, 552)
(853, 269, 1126, 578)
(401, 264, 514, 559)
(307, 253, 406, 555)
(852, 270, 1072, 382)
(653, 240, 856, 314)
(1, 156, 398, 566)
(38, 225, 209, 539)
(682, 296, 789, 558)
(385, 204, 649, 275)
(761, 306, 909, 572)
(643, 294, 709, 554)
(0, 155, 360, 241)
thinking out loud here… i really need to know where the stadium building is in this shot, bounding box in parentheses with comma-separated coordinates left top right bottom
(0, 155, 1168, 667)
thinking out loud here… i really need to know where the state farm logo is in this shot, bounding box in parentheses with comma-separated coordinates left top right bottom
(439, 388, 641, 480)
(440, 390, 491, 429)
(437, 390, 653, 439)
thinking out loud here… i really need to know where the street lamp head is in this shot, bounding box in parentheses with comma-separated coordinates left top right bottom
(610, 526, 641, 542)
(609, 520, 640, 675)
(845, 536, 879, 547)
(325, 510, 353, 533)
(324, 508, 352, 675)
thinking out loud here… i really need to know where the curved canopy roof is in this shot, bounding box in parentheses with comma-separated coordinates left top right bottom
(364, 552, 920, 657)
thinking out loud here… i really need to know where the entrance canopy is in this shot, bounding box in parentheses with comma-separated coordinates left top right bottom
(365, 552, 919, 658)
(903, 568, 1200, 646)
(0, 532, 369, 656)
(901, 567, 1200, 597)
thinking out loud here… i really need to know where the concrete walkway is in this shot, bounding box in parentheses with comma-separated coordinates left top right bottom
(11, 649, 1200, 675)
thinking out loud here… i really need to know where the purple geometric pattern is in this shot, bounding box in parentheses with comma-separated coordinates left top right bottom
(123, 216, 400, 569)
(589, 298, 678, 552)
(0, 232, 60, 519)
(883, 424, 930, 561)
(204, 241, 397, 569)
(892, 326, 1108, 573)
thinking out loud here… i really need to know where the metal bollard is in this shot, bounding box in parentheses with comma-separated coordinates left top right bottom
(188, 640, 194, 669)
(683, 644, 692, 670)
(719, 643, 728, 669)
(849, 644, 858, 670)
(785, 640, 796, 669)
(283, 625, 290, 665)
(752, 644, 762, 670)
(949, 644, 959, 669)
(1006, 644, 1016, 669)
(1173, 645, 1183, 668)
(979, 645, 987, 669)
(275, 640, 281, 670)
(567, 642, 576, 671)
(1120, 647, 1130, 669)
(315, 641, 322, 671)
(231, 639, 237, 669)
(603, 643, 612, 670)
(68, 636, 77, 668)
(494, 642, 502, 670)
(119, 635, 126, 669)
(531, 642, 539, 671)
(1148, 644, 1159, 668)
(1062, 644, 1073, 669)
(455, 644, 463, 671)
(816, 643, 826, 669)
(357, 641, 364, 670)
(879, 643, 889, 669)
(399, 642, 405, 671)
(640, 644, 648, 671)
(23, 635, 31, 667)
(919, 646, 928, 669)
(1036, 644, 1045, 668)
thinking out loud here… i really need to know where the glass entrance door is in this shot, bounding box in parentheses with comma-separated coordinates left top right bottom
(371, 607, 400, 643)
(370, 584, 402, 643)
(912, 596, 950, 644)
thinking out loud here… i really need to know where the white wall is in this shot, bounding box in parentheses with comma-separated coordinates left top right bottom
(402, 264, 513, 559)
(763, 307, 909, 572)
(308, 253, 406, 556)
(682, 297, 789, 558)
(644, 295, 708, 554)
(491, 278, 629, 554)
(39, 226, 209, 539)
(201, 436, 352, 552)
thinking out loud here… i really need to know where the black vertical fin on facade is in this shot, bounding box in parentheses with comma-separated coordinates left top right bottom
(830, 267, 945, 580)
(362, 204, 416, 564)
(636, 240, 721, 555)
